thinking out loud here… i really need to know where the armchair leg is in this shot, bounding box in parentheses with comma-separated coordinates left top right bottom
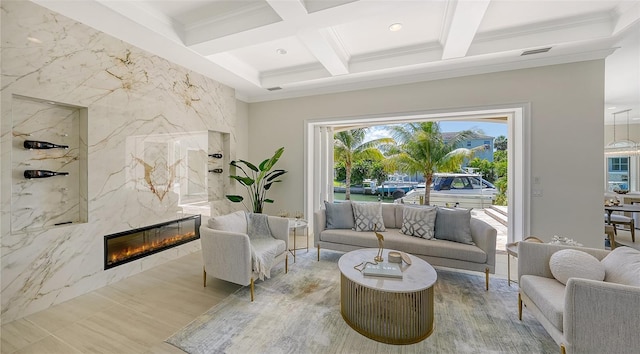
(560, 344, 566, 354)
(317, 244, 320, 261)
(285, 254, 289, 274)
(485, 267, 489, 291)
(518, 293, 523, 321)
(203, 268, 206, 287)
(250, 278, 255, 302)
(632, 221, 636, 242)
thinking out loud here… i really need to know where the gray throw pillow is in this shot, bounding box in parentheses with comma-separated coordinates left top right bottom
(352, 202, 386, 232)
(401, 205, 437, 239)
(434, 207, 474, 245)
(324, 201, 354, 229)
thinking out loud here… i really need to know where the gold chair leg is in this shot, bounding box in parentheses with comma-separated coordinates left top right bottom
(285, 254, 289, 274)
(250, 278, 255, 302)
(560, 344, 567, 354)
(317, 244, 320, 261)
(203, 268, 206, 287)
(485, 267, 489, 291)
(518, 293, 523, 321)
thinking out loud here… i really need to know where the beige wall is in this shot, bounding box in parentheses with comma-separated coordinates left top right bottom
(248, 60, 606, 248)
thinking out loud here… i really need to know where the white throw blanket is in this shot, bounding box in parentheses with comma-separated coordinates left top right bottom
(246, 213, 279, 280)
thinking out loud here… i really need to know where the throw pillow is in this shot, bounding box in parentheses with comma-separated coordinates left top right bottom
(600, 246, 640, 287)
(401, 205, 437, 239)
(351, 202, 386, 232)
(324, 201, 354, 229)
(207, 210, 246, 234)
(549, 249, 605, 285)
(434, 207, 474, 245)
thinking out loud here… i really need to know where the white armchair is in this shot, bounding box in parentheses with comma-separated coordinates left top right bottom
(200, 211, 289, 301)
(518, 242, 640, 354)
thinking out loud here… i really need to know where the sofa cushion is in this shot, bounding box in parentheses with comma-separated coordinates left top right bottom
(520, 275, 566, 331)
(352, 202, 386, 231)
(208, 210, 246, 233)
(601, 246, 640, 286)
(549, 249, 605, 285)
(434, 207, 474, 245)
(319, 228, 487, 264)
(400, 205, 436, 239)
(324, 201, 354, 229)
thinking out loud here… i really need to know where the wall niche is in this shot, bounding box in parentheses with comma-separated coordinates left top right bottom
(207, 130, 230, 202)
(11, 95, 88, 233)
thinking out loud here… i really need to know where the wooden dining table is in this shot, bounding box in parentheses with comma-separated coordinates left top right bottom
(604, 203, 640, 248)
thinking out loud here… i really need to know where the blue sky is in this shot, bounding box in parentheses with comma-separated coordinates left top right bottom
(365, 121, 507, 141)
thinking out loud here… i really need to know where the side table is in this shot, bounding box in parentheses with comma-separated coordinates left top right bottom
(505, 236, 544, 286)
(288, 218, 308, 262)
(505, 242, 518, 286)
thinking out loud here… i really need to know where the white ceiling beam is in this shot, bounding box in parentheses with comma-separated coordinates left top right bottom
(266, 0, 350, 76)
(206, 53, 261, 87)
(298, 28, 350, 76)
(264, 0, 308, 19)
(188, 1, 404, 56)
(441, 0, 491, 60)
(469, 14, 613, 56)
(613, 1, 640, 36)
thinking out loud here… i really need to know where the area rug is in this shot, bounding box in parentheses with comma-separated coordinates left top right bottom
(166, 251, 556, 354)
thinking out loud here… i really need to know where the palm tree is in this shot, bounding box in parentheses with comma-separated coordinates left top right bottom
(386, 122, 485, 205)
(334, 128, 393, 200)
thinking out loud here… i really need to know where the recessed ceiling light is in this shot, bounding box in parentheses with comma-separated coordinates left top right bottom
(608, 107, 617, 110)
(389, 23, 403, 32)
(276, 48, 287, 55)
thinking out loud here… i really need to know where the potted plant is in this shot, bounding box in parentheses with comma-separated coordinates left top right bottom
(226, 147, 287, 213)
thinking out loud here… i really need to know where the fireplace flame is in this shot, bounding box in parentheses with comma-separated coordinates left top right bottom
(108, 231, 196, 265)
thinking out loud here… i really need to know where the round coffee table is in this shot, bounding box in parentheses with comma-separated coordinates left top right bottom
(338, 248, 437, 344)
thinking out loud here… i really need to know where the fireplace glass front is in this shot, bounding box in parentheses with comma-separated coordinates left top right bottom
(104, 215, 201, 269)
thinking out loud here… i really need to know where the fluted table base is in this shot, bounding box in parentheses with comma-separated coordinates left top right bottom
(340, 273, 434, 345)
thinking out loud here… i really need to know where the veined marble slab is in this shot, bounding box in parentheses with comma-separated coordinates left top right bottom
(1, 1, 239, 322)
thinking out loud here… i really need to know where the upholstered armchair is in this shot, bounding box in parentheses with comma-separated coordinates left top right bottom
(518, 242, 640, 354)
(200, 211, 289, 301)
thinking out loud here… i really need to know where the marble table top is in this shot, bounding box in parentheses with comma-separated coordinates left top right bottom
(338, 248, 437, 293)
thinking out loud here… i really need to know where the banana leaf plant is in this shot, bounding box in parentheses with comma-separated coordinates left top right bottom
(226, 147, 287, 213)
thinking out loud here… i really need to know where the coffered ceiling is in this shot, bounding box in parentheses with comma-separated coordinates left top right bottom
(34, 0, 640, 120)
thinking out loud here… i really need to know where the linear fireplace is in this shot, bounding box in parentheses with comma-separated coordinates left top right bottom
(104, 215, 201, 269)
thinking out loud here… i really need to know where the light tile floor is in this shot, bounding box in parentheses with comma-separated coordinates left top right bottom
(2, 234, 515, 354)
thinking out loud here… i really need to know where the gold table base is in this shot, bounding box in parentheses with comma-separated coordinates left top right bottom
(340, 273, 434, 344)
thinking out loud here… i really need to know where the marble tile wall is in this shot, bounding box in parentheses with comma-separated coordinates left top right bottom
(1, 1, 239, 322)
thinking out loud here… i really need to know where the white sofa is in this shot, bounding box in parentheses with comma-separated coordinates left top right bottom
(518, 242, 640, 354)
(314, 202, 497, 289)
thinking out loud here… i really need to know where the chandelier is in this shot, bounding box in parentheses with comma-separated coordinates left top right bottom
(605, 109, 638, 156)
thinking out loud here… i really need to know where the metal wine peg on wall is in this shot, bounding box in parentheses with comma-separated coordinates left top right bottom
(209, 168, 223, 173)
(208, 153, 223, 158)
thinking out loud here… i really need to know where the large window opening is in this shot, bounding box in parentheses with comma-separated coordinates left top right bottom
(304, 104, 530, 244)
(607, 156, 630, 191)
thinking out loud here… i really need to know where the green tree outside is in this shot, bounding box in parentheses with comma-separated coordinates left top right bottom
(386, 122, 485, 205)
(333, 128, 393, 200)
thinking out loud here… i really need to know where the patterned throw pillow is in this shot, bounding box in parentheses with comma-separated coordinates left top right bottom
(401, 206, 437, 239)
(351, 202, 386, 232)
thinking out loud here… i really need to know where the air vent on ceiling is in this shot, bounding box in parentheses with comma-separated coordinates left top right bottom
(267, 87, 282, 91)
(521, 47, 552, 56)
